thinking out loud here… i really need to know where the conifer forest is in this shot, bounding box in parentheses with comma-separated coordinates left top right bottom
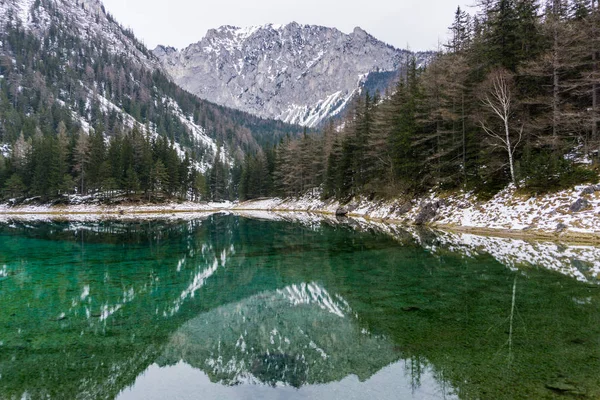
(1, 0, 599, 202)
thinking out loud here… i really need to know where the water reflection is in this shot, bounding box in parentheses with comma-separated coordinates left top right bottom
(118, 360, 455, 400)
(243, 211, 600, 284)
(0, 214, 598, 399)
(158, 283, 394, 387)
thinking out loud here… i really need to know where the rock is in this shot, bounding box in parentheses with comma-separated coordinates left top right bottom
(545, 381, 578, 393)
(569, 198, 591, 213)
(401, 306, 421, 312)
(394, 202, 412, 215)
(581, 184, 600, 195)
(335, 207, 349, 216)
(556, 223, 568, 233)
(50, 197, 69, 206)
(346, 203, 359, 213)
(336, 203, 358, 216)
(414, 202, 440, 226)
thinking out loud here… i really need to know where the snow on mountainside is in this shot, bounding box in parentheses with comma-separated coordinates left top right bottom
(0, 0, 157, 70)
(155, 23, 431, 128)
(0, 0, 229, 171)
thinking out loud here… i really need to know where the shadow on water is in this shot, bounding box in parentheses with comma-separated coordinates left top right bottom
(0, 213, 598, 399)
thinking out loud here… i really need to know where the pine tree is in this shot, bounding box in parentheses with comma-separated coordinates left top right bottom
(482, 0, 523, 71)
(73, 130, 90, 194)
(3, 173, 26, 198)
(448, 6, 472, 53)
(323, 137, 343, 198)
(390, 58, 425, 190)
(152, 159, 169, 198)
(124, 166, 140, 195)
(209, 146, 228, 201)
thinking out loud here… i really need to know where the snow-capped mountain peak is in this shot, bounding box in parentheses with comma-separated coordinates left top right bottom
(0, 0, 247, 171)
(155, 23, 430, 128)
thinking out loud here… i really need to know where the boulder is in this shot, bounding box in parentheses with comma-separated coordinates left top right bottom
(569, 198, 591, 213)
(335, 207, 349, 216)
(394, 202, 413, 216)
(335, 203, 358, 216)
(414, 201, 441, 225)
(581, 185, 600, 195)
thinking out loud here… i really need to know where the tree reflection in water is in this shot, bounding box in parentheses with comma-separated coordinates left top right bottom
(0, 214, 598, 399)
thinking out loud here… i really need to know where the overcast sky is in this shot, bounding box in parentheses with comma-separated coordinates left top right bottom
(101, 0, 474, 51)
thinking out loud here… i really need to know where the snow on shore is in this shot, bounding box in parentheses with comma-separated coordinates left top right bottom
(2, 183, 600, 237)
(235, 185, 600, 238)
(1, 197, 599, 283)
(0, 199, 234, 222)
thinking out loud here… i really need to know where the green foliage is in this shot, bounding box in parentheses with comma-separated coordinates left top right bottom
(1, 0, 598, 202)
(0, 8, 304, 202)
(264, 0, 600, 201)
(523, 150, 598, 193)
(3, 173, 26, 198)
(0, 126, 220, 202)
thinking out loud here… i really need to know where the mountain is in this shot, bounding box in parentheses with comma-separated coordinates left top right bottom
(154, 23, 432, 128)
(158, 282, 399, 387)
(0, 0, 301, 174)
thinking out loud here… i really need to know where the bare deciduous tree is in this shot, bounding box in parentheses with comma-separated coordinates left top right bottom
(478, 69, 523, 186)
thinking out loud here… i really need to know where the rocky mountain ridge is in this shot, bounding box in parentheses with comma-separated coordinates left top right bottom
(0, 0, 303, 174)
(0, 0, 159, 70)
(155, 23, 431, 127)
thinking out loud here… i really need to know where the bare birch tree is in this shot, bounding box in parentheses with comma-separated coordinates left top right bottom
(478, 69, 523, 186)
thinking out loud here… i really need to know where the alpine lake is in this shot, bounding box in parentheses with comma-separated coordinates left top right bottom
(0, 212, 599, 400)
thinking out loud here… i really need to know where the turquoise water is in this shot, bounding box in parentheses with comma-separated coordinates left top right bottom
(0, 214, 598, 399)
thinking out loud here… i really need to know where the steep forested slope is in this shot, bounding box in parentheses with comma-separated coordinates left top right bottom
(239, 1, 600, 201)
(0, 0, 301, 201)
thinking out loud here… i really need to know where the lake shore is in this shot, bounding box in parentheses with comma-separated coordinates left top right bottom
(2, 184, 600, 243)
(232, 184, 600, 244)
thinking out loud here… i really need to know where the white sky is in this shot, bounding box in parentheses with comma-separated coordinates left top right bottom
(101, 0, 474, 51)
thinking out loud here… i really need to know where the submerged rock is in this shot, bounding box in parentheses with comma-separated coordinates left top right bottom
(546, 382, 577, 392)
(401, 306, 421, 312)
(545, 381, 582, 395)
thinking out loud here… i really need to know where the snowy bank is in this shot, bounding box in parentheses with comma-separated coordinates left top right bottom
(233, 185, 600, 241)
(0, 197, 233, 221)
(3, 183, 600, 241)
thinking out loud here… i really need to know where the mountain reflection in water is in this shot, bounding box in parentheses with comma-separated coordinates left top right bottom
(0, 214, 598, 399)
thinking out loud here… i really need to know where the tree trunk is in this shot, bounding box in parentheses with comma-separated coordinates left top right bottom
(462, 93, 467, 185)
(505, 114, 517, 186)
(592, 0, 598, 145)
(552, 18, 559, 145)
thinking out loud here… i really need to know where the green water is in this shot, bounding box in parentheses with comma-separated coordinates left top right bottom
(0, 215, 598, 400)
